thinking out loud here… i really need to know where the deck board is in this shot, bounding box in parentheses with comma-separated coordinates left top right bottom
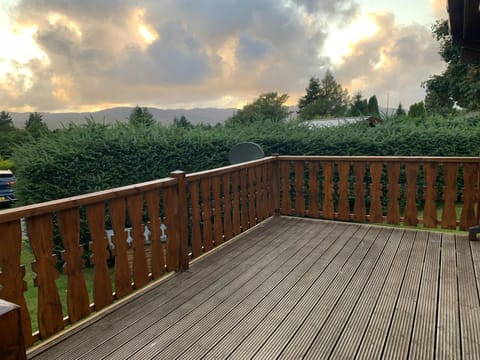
(28, 217, 480, 360)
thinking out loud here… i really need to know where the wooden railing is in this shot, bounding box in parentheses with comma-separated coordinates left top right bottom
(278, 156, 480, 230)
(0, 155, 479, 351)
(0, 157, 274, 348)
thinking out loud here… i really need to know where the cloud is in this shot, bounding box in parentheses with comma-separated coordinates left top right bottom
(334, 12, 445, 108)
(0, 0, 446, 111)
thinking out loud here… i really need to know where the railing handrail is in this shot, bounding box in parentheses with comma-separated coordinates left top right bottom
(0, 177, 178, 223)
(278, 155, 480, 163)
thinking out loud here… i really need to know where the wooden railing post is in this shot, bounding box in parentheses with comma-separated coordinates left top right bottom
(0, 299, 27, 360)
(171, 171, 189, 271)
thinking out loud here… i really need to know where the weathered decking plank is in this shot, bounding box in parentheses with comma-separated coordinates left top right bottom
(28, 218, 480, 360)
(409, 231, 441, 359)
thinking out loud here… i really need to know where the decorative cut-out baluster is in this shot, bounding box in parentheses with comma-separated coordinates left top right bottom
(212, 176, 223, 246)
(240, 169, 249, 231)
(294, 161, 305, 216)
(308, 162, 320, 218)
(404, 163, 419, 226)
(86, 203, 113, 310)
(368, 162, 383, 223)
(127, 194, 149, 289)
(27, 214, 64, 338)
(201, 178, 213, 251)
(337, 162, 350, 220)
(232, 172, 241, 234)
(386, 162, 401, 224)
(108, 198, 132, 299)
(164, 186, 180, 271)
(145, 189, 165, 277)
(57, 208, 90, 323)
(441, 163, 459, 229)
(322, 161, 334, 219)
(423, 162, 438, 228)
(222, 173, 233, 241)
(248, 167, 257, 225)
(281, 161, 291, 216)
(353, 162, 366, 222)
(0, 220, 33, 346)
(188, 182, 202, 258)
(460, 163, 478, 230)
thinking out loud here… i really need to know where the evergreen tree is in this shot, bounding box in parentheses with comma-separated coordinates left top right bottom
(408, 102, 426, 117)
(349, 92, 368, 116)
(25, 112, 49, 138)
(0, 111, 14, 131)
(297, 70, 349, 120)
(173, 115, 193, 129)
(395, 103, 406, 117)
(367, 95, 380, 116)
(128, 106, 155, 126)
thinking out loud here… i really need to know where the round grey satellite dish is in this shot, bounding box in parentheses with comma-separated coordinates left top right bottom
(228, 142, 265, 164)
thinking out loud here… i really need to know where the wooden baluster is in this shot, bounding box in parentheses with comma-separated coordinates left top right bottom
(86, 203, 113, 310)
(126, 194, 149, 289)
(271, 156, 280, 216)
(188, 182, 202, 258)
(263, 164, 271, 217)
(164, 186, 180, 270)
(248, 167, 257, 225)
(201, 178, 213, 251)
(294, 161, 305, 216)
(308, 162, 320, 218)
(222, 173, 233, 241)
(403, 163, 419, 226)
(353, 162, 366, 222)
(281, 161, 291, 215)
(386, 162, 401, 224)
(337, 162, 350, 220)
(145, 189, 165, 277)
(170, 171, 189, 271)
(322, 161, 334, 219)
(460, 163, 478, 230)
(0, 221, 33, 346)
(423, 162, 438, 228)
(232, 172, 241, 235)
(212, 176, 223, 246)
(240, 169, 249, 231)
(108, 198, 132, 299)
(441, 163, 459, 229)
(369, 162, 383, 223)
(256, 165, 265, 221)
(57, 208, 90, 323)
(26, 214, 64, 338)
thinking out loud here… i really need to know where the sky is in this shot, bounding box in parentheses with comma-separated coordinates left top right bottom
(0, 0, 448, 113)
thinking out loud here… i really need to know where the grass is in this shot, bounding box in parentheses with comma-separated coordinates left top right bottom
(21, 239, 97, 333)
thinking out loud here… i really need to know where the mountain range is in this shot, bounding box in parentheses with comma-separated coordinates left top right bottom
(9, 107, 238, 129)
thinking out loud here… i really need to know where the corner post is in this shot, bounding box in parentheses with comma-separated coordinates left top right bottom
(0, 299, 27, 360)
(170, 171, 189, 271)
(272, 154, 281, 216)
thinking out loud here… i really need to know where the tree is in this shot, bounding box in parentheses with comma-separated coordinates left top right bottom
(226, 92, 290, 126)
(25, 112, 49, 138)
(423, 19, 480, 113)
(173, 115, 193, 129)
(408, 102, 426, 117)
(395, 103, 406, 117)
(297, 70, 349, 120)
(128, 106, 155, 126)
(349, 92, 368, 116)
(0, 111, 14, 131)
(367, 95, 380, 116)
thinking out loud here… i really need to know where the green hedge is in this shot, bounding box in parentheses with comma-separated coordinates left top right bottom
(12, 115, 480, 206)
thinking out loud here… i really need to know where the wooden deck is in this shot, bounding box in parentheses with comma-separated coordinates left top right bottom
(28, 217, 480, 359)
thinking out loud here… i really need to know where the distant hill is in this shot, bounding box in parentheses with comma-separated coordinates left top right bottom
(9, 107, 238, 129)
